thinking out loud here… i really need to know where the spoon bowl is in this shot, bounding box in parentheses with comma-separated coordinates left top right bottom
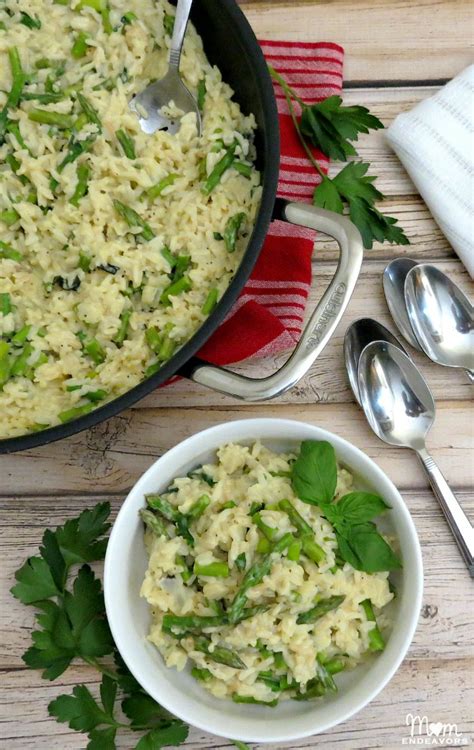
(358, 340, 474, 575)
(130, 0, 202, 136)
(344, 318, 408, 405)
(383, 258, 420, 349)
(358, 341, 434, 451)
(404, 264, 474, 377)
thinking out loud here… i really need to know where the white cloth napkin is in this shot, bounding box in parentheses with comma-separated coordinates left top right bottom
(386, 65, 474, 277)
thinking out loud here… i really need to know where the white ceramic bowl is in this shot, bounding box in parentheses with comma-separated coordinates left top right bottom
(104, 418, 423, 744)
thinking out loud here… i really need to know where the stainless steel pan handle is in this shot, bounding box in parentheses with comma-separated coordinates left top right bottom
(185, 201, 364, 400)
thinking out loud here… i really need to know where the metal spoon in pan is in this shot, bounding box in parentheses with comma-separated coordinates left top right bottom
(130, 0, 202, 136)
(344, 317, 408, 404)
(404, 264, 474, 382)
(358, 340, 474, 576)
(383, 258, 421, 349)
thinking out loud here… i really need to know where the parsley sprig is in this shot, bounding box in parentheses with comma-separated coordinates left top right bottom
(269, 66, 410, 250)
(11, 503, 189, 750)
(291, 440, 402, 572)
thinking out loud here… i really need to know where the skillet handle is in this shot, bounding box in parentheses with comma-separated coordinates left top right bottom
(183, 200, 364, 401)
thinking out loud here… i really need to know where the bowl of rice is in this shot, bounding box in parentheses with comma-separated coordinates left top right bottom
(104, 418, 423, 743)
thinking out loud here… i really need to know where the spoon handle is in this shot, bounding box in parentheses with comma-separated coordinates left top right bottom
(169, 0, 193, 70)
(466, 370, 474, 384)
(417, 447, 474, 577)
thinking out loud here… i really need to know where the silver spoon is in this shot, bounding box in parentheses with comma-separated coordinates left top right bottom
(383, 258, 421, 349)
(405, 264, 474, 382)
(344, 317, 408, 405)
(358, 340, 474, 576)
(130, 0, 202, 136)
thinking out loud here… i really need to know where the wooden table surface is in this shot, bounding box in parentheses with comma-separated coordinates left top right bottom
(1, 2, 473, 749)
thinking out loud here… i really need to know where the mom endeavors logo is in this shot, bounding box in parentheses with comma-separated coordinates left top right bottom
(402, 714, 469, 745)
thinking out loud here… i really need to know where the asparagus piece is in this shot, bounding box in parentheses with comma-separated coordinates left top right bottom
(58, 402, 94, 423)
(235, 553, 246, 572)
(146, 494, 193, 546)
(0, 241, 22, 262)
(278, 499, 313, 535)
(323, 656, 346, 675)
(253, 512, 278, 541)
(278, 500, 326, 563)
(233, 161, 252, 178)
(301, 536, 326, 564)
(164, 604, 269, 638)
(11, 325, 31, 346)
(113, 199, 155, 241)
(202, 287, 218, 315)
(10, 344, 33, 377)
(72, 32, 88, 58)
(76, 93, 101, 129)
(191, 666, 212, 682)
(76, 0, 112, 34)
(315, 658, 338, 692)
(0, 48, 25, 140)
(187, 494, 211, 520)
(232, 694, 277, 707)
(162, 614, 224, 634)
(224, 212, 246, 253)
(116, 128, 136, 159)
(197, 79, 206, 112)
(256, 536, 271, 554)
(194, 561, 229, 578)
(69, 163, 90, 207)
(160, 276, 192, 306)
(121, 11, 137, 25)
(287, 539, 302, 561)
(145, 173, 179, 200)
(0, 293, 12, 316)
(82, 338, 105, 365)
(58, 136, 95, 172)
(28, 109, 74, 129)
(361, 599, 385, 651)
(113, 309, 131, 347)
(228, 532, 294, 624)
(163, 12, 174, 37)
(0, 209, 20, 226)
(257, 671, 296, 692)
(176, 554, 193, 583)
(20, 12, 42, 29)
(140, 508, 168, 537)
(0, 341, 11, 386)
(220, 501, 236, 511)
(84, 389, 107, 402)
(201, 143, 237, 195)
(296, 595, 345, 625)
(194, 636, 245, 669)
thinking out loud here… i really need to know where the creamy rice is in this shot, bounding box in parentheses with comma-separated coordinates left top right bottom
(0, 0, 260, 437)
(141, 441, 394, 703)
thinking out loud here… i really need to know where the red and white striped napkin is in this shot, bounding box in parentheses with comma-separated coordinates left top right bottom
(198, 41, 345, 366)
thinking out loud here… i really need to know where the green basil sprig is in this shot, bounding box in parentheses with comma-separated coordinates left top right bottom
(291, 440, 402, 573)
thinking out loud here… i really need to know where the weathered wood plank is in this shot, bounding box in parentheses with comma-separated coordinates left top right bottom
(1, 492, 472, 668)
(0, 400, 472, 495)
(0, 659, 472, 749)
(126, 260, 473, 407)
(237, 0, 473, 83)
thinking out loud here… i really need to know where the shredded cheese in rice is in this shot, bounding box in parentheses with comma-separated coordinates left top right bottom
(141, 441, 394, 703)
(0, 0, 261, 437)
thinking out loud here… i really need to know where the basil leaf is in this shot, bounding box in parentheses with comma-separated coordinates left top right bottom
(337, 492, 391, 525)
(335, 532, 361, 569)
(319, 501, 342, 526)
(347, 525, 402, 572)
(292, 440, 337, 505)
